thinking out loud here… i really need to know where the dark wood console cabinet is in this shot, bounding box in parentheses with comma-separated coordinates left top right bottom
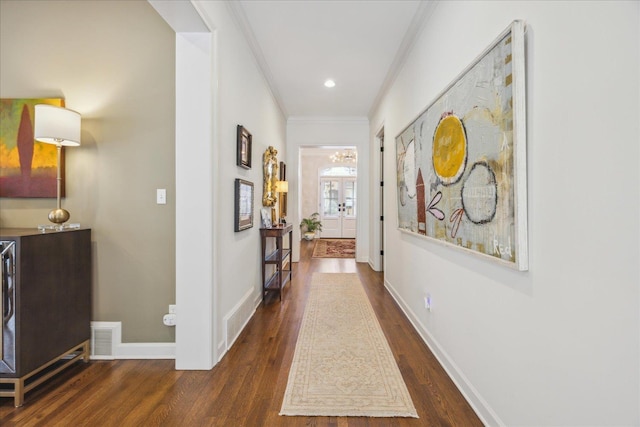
(0, 228, 92, 406)
(260, 224, 293, 301)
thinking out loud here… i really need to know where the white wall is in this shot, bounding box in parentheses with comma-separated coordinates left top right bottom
(300, 150, 330, 223)
(193, 1, 287, 362)
(370, 1, 639, 426)
(148, 0, 286, 367)
(174, 30, 215, 369)
(287, 118, 369, 262)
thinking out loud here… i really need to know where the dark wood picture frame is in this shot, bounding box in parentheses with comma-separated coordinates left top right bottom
(237, 125, 252, 169)
(234, 179, 254, 231)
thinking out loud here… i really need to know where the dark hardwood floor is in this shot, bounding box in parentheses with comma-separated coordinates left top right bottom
(0, 240, 482, 426)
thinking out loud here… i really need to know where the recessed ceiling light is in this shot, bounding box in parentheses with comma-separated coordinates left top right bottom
(324, 79, 336, 88)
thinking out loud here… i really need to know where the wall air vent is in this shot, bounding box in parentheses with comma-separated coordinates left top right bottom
(224, 290, 258, 351)
(90, 322, 121, 360)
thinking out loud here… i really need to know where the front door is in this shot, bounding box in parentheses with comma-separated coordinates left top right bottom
(319, 177, 356, 238)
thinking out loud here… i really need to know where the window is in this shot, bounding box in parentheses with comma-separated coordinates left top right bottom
(320, 166, 357, 177)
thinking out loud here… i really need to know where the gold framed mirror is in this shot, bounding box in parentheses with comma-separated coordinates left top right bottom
(262, 146, 278, 207)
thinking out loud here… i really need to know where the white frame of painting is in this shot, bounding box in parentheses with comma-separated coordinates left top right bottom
(395, 20, 528, 271)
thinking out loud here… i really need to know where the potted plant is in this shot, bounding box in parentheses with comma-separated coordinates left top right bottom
(300, 213, 322, 240)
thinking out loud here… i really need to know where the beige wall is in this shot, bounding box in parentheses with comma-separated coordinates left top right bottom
(0, 0, 176, 342)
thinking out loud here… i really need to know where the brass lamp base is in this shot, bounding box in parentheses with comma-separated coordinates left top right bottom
(48, 208, 71, 224)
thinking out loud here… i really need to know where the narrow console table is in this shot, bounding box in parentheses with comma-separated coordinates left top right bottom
(260, 224, 293, 301)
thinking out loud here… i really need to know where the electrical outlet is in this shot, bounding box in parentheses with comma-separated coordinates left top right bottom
(169, 304, 176, 314)
(163, 313, 176, 326)
(424, 293, 432, 311)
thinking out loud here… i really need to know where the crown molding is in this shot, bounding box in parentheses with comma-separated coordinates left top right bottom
(288, 116, 369, 124)
(226, 1, 289, 118)
(368, 0, 439, 119)
(148, 0, 209, 33)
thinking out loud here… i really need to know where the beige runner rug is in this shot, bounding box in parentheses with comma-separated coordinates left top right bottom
(280, 273, 418, 418)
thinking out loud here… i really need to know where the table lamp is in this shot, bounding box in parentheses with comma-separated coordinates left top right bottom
(34, 104, 81, 228)
(275, 180, 289, 224)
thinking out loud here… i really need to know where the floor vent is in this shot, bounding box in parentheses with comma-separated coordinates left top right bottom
(224, 290, 257, 350)
(90, 321, 121, 360)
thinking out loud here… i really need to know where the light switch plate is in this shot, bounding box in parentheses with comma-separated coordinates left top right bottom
(157, 189, 167, 204)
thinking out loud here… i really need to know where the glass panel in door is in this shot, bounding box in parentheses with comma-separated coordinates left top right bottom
(342, 178, 357, 238)
(343, 179, 356, 217)
(321, 180, 339, 217)
(319, 177, 357, 239)
(320, 179, 341, 238)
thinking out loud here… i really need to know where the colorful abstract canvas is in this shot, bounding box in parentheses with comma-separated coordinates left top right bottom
(395, 21, 528, 270)
(0, 98, 65, 198)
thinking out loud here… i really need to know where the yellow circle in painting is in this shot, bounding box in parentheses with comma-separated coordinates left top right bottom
(432, 114, 467, 185)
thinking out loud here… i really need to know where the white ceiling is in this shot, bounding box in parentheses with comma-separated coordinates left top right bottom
(229, 1, 431, 118)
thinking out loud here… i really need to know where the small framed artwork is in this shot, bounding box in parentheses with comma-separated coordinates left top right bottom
(234, 179, 254, 232)
(237, 125, 252, 169)
(260, 208, 272, 228)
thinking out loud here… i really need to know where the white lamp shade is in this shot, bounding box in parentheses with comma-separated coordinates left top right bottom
(34, 104, 81, 146)
(275, 180, 289, 193)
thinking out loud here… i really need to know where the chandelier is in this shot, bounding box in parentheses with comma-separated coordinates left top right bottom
(330, 149, 357, 163)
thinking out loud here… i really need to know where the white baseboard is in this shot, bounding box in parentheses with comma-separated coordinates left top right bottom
(115, 342, 176, 359)
(216, 288, 263, 364)
(223, 288, 261, 352)
(91, 285, 261, 363)
(383, 278, 503, 427)
(90, 321, 176, 360)
(217, 340, 226, 363)
(367, 258, 382, 272)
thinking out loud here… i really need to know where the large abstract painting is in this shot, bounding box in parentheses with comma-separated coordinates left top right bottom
(395, 21, 528, 270)
(0, 98, 65, 198)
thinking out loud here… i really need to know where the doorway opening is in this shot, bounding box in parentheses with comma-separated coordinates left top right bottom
(318, 165, 357, 238)
(298, 147, 358, 258)
(377, 127, 384, 271)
